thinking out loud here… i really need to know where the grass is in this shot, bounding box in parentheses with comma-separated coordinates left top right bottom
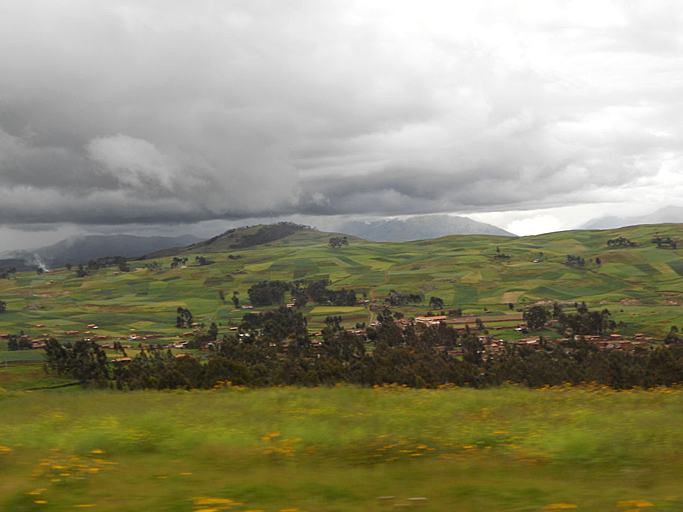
(0, 363, 75, 391)
(2, 384, 683, 511)
(4, 223, 683, 341)
(4, 224, 683, 509)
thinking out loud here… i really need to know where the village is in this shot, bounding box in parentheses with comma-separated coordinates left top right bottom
(2, 308, 662, 367)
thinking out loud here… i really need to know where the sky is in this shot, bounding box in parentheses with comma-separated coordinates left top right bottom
(1, 0, 683, 251)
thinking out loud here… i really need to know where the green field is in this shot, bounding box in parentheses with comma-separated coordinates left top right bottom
(4, 225, 683, 509)
(2, 223, 683, 346)
(2, 385, 683, 511)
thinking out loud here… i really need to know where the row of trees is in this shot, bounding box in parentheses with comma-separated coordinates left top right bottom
(652, 236, 678, 249)
(523, 302, 616, 336)
(290, 279, 357, 307)
(607, 236, 636, 247)
(247, 279, 358, 307)
(565, 254, 586, 268)
(384, 290, 422, 306)
(44, 308, 683, 390)
(7, 334, 32, 351)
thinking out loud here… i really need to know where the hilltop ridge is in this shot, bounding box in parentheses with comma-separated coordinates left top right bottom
(144, 222, 360, 258)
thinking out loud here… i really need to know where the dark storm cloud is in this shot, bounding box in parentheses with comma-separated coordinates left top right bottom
(0, 0, 682, 237)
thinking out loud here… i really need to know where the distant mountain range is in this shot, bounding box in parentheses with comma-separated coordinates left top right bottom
(339, 215, 515, 242)
(583, 205, 683, 230)
(3, 234, 204, 269)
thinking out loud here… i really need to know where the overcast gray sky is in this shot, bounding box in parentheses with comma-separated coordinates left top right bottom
(1, 0, 683, 250)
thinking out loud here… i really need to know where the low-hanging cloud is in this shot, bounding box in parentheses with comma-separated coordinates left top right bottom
(0, 0, 682, 234)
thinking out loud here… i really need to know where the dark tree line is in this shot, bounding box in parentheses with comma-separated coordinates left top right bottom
(247, 279, 357, 307)
(86, 256, 128, 270)
(565, 254, 585, 268)
(247, 280, 291, 306)
(607, 236, 636, 247)
(290, 279, 356, 307)
(7, 334, 32, 351)
(384, 290, 422, 306)
(652, 236, 678, 249)
(43, 311, 683, 390)
(44, 337, 109, 386)
(523, 302, 616, 336)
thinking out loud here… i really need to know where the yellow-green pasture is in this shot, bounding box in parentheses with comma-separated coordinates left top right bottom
(2, 385, 683, 511)
(3, 223, 683, 344)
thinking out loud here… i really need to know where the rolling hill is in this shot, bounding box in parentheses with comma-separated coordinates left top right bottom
(2, 223, 683, 342)
(144, 222, 358, 258)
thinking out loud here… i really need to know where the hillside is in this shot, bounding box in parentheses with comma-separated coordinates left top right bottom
(2, 223, 683, 345)
(340, 214, 515, 241)
(144, 222, 345, 258)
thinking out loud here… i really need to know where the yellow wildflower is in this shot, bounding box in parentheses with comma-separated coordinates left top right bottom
(618, 500, 653, 508)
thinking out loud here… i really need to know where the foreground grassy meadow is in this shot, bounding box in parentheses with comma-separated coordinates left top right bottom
(2, 385, 683, 511)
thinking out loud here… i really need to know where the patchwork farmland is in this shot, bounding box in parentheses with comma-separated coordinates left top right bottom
(2, 223, 683, 357)
(3, 224, 683, 510)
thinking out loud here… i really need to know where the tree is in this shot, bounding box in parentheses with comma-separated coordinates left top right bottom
(329, 237, 349, 249)
(195, 256, 213, 266)
(219, 290, 225, 302)
(36, 267, 44, 275)
(232, 291, 240, 309)
(595, 257, 602, 265)
(118, 262, 130, 272)
(552, 302, 563, 320)
(43, 337, 109, 386)
(0, 300, 6, 313)
(76, 264, 88, 278)
(65, 263, 72, 271)
(171, 257, 189, 269)
(429, 296, 444, 310)
(247, 281, 289, 306)
(208, 322, 219, 340)
(70, 339, 109, 386)
(523, 305, 550, 330)
(176, 307, 193, 328)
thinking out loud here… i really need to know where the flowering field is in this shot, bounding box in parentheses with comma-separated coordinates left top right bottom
(2, 384, 683, 511)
